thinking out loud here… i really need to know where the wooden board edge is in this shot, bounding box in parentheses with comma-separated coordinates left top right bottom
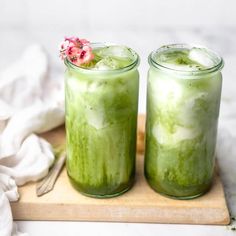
(11, 202, 231, 225)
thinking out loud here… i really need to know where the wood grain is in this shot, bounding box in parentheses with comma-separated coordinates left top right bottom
(11, 115, 230, 225)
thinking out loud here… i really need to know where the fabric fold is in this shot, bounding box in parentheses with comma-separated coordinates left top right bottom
(0, 45, 65, 236)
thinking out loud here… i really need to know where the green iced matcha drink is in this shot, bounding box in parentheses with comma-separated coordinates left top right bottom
(65, 43, 139, 198)
(145, 44, 223, 199)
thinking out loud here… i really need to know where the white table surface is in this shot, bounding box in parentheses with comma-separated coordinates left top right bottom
(16, 221, 236, 236)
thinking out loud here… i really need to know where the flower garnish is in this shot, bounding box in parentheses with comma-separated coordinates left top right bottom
(59, 36, 94, 66)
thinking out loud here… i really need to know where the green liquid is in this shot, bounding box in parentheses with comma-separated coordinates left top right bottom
(65, 45, 139, 198)
(145, 46, 222, 199)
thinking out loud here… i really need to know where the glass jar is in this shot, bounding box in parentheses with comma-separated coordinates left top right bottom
(65, 43, 139, 198)
(145, 44, 223, 199)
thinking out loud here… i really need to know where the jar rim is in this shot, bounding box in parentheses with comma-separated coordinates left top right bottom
(148, 44, 224, 75)
(65, 42, 140, 74)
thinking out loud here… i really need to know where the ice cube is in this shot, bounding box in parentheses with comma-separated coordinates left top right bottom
(67, 76, 87, 92)
(189, 48, 215, 68)
(96, 45, 134, 60)
(152, 124, 169, 145)
(150, 77, 182, 105)
(86, 108, 105, 129)
(173, 125, 200, 141)
(152, 124, 200, 145)
(95, 56, 120, 70)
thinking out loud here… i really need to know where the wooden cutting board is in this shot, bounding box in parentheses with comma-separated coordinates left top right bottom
(11, 116, 230, 225)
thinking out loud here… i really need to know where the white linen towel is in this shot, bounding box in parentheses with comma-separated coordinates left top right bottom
(0, 45, 64, 236)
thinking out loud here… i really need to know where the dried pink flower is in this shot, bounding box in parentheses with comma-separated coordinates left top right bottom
(59, 36, 94, 66)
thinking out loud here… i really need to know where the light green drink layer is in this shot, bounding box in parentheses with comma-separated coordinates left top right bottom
(145, 44, 223, 199)
(65, 44, 139, 198)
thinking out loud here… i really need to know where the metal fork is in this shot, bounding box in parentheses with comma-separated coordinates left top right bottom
(36, 151, 66, 197)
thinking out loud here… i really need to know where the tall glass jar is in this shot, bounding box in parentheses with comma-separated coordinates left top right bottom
(65, 43, 139, 198)
(145, 44, 223, 199)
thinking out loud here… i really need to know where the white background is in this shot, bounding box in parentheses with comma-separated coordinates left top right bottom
(1, 0, 236, 235)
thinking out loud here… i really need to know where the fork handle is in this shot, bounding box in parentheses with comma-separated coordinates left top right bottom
(36, 152, 66, 197)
